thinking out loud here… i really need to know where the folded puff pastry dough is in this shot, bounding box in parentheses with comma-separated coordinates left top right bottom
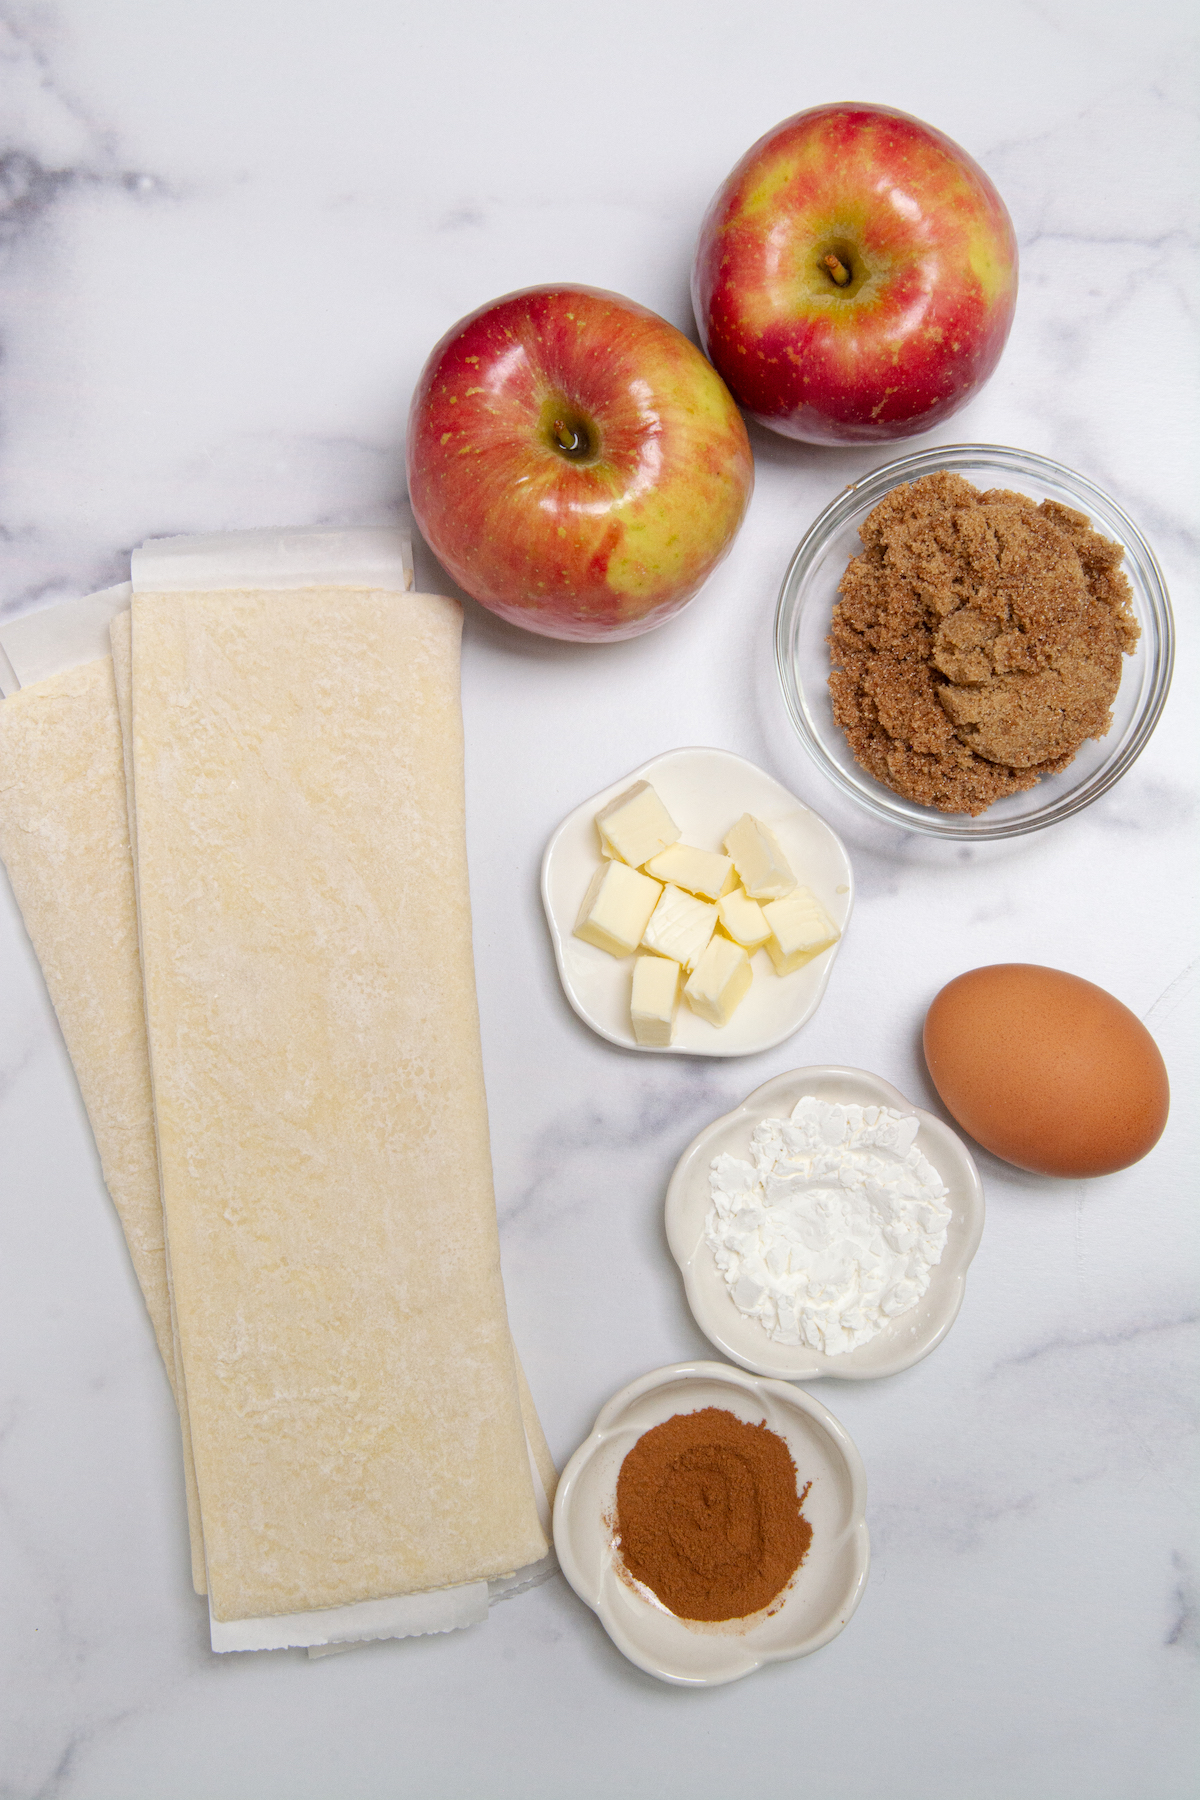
(129, 585, 548, 1621)
(0, 659, 178, 1390)
(110, 609, 209, 1593)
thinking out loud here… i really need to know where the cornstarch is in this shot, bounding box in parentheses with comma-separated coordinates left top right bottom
(705, 1096, 951, 1356)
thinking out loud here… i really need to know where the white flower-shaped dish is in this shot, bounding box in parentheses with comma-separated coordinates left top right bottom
(540, 748, 853, 1056)
(552, 1361, 870, 1687)
(666, 1068, 985, 1381)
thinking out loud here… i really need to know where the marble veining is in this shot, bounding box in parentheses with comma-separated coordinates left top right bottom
(1167, 1551, 1198, 1653)
(1, 2, 1197, 1797)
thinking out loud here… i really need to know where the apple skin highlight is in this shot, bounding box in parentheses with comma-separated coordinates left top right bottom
(406, 285, 754, 641)
(692, 104, 1019, 445)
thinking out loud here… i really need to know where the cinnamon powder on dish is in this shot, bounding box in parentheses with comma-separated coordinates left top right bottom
(614, 1407, 812, 1623)
(828, 472, 1139, 816)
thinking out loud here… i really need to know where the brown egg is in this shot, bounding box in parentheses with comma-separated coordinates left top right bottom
(923, 964, 1169, 1178)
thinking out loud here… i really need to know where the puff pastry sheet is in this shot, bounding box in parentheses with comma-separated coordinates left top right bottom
(110, 610, 209, 1594)
(130, 585, 548, 1622)
(0, 658, 177, 1386)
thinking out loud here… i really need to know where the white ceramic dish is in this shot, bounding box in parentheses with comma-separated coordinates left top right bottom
(540, 748, 853, 1057)
(665, 1067, 985, 1381)
(552, 1360, 869, 1687)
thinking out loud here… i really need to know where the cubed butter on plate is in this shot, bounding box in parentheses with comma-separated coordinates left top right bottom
(596, 781, 679, 867)
(716, 885, 771, 951)
(762, 886, 840, 974)
(724, 814, 797, 901)
(574, 861, 662, 957)
(643, 843, 735, 901)
(630, 954, 681, 1047)
(684, 935, 752, 1026)
(641, 884, 717, 972)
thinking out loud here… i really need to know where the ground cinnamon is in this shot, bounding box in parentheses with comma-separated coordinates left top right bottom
(828, 471, 1139, 816)
(615, 1407, 812, 1622)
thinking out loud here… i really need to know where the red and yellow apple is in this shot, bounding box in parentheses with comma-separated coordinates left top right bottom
(692, 104, 1018, 445)
(406, 285, 753, 641)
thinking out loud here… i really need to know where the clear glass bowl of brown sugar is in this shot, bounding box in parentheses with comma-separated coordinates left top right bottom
(775, 444, 1175, 841)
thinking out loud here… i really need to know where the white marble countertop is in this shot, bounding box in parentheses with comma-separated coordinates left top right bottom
(1, 4, 1196, 1795)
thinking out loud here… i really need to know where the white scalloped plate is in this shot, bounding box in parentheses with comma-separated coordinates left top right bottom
(552, 1361, 870, 1687)
(540, 748, 853, 1056)
(665, 1067, 985, 1381)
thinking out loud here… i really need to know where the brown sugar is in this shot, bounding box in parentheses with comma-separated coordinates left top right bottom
(828, 472, 1139, 815)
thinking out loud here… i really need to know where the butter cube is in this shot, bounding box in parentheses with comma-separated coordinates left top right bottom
(644, 843, 736, 900)
(641, 884, 717, 972)
(595, 781, 680, 867)
(716, 885, 771, 951)
(684, 936, 753, 1027)
(762, 886, 840, 975)
(630, 954, 681, 1047)
(723, 814, 797, 901)
(574, 861, 662, 958)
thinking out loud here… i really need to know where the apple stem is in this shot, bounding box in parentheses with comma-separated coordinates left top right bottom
(554, 419, 584, 454)
(823, 253, 851, 287)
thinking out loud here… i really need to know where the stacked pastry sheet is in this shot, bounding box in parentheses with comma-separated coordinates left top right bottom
(0, 530, 555, 1653)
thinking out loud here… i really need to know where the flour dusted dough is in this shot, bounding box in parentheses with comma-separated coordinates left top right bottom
(0, 659, 177, 1387)
(130, 585, 548, 1621)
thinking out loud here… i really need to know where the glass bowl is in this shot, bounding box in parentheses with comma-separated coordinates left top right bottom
(774, 444, 1175, 840)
